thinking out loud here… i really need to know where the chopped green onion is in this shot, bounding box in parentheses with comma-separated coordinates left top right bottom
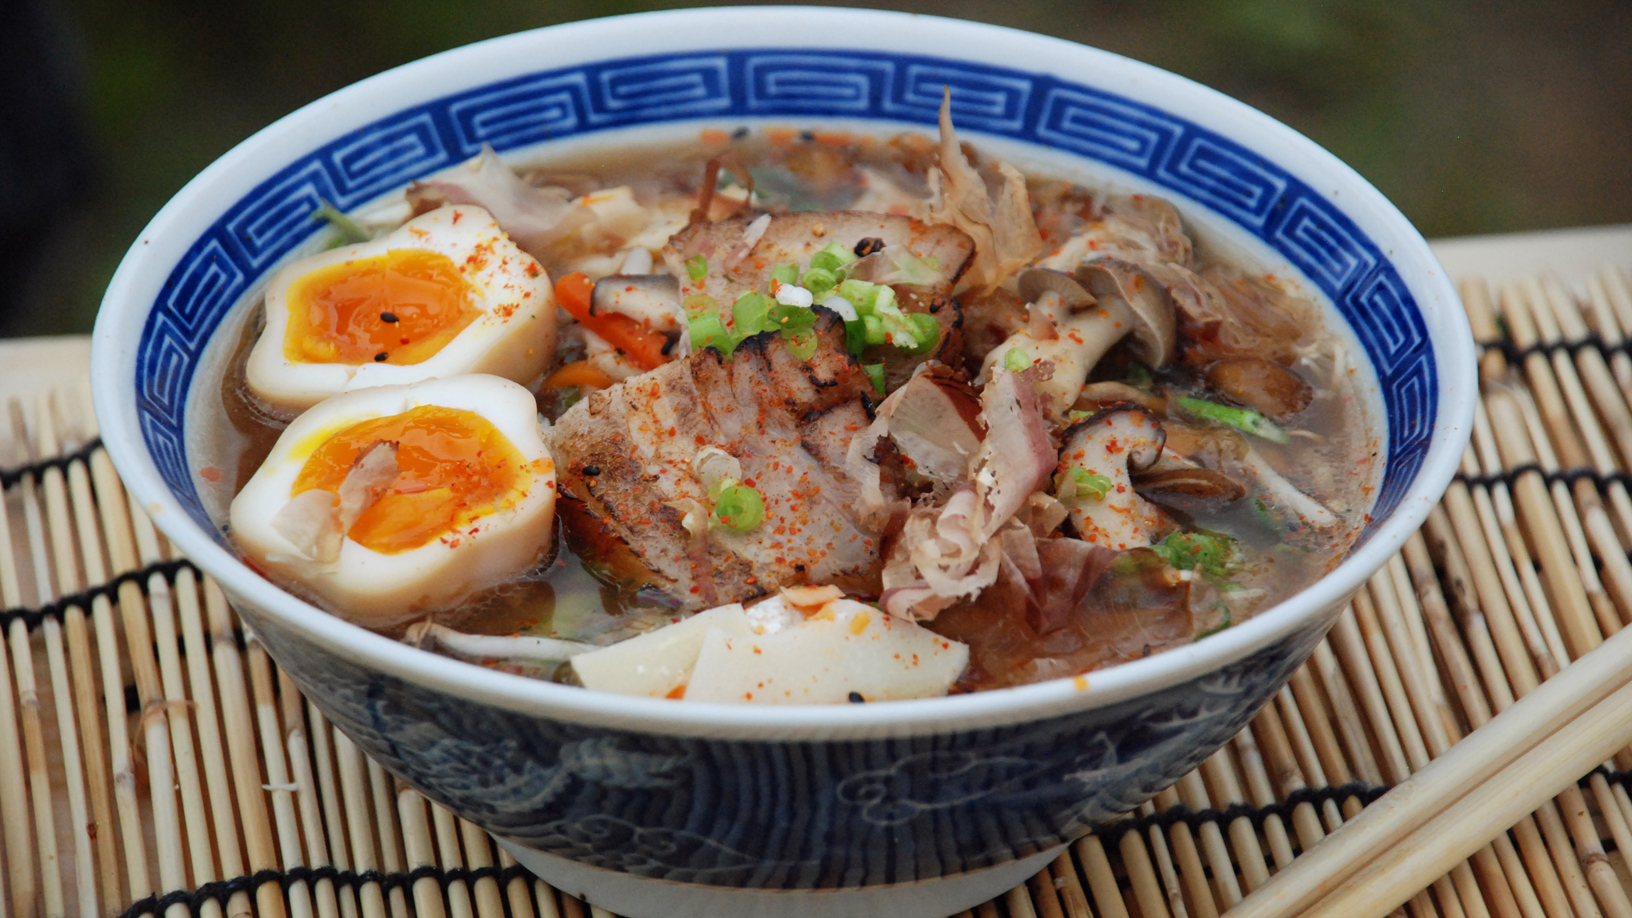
(862, 363, 886, 395)
(903, 314, 941, 355)
(801, 266, 839, 300)
(769, 303, 817, 333)
(1004, 348, 1032, 372)
(684, 294, 718, 320)
(810, 241, 860, 272)
(1150, 530, 1238, 578)
(689, 315, 735, 358)
(838, 279, 880, 314)
(862, 315, 887, 346)
(787, 330, 819, 360)
(1126, 363, 1153, 390)
(872, 284, 899, 315)
(313, 200, 369, 245)
(685, 254, 709, 281)
(1175, 396, 1290, 444)
(1076, 468, 1113, 500)
(922, 255, 940, 271)
(1066, 409, 1092, 422)
(770, 262, 800, 287)
(732, 292, 771, 336)
(707, 475, 739, 502)
(712, 484, 765, 531)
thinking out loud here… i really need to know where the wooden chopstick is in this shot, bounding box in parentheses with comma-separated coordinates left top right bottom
(1223, 594, 1632, 918)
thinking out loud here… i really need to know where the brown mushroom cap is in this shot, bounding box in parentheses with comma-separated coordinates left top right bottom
(1075, 258, 1178, 368)
(1017, 268, 1097, 312)
(1060, 403, 1167, 472)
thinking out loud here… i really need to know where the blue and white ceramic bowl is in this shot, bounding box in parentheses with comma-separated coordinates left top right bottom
(92, 9, 1475, 918)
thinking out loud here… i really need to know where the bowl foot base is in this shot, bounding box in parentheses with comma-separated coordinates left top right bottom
(494, 837, 1066, 918)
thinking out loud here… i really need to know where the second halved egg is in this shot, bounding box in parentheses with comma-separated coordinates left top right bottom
(246, 204, 555, 414)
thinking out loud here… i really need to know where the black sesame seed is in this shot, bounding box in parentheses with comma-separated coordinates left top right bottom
(582, 465, 601, 476)
(848, 692, 865, 703)
(380, 312, 400, 323)
(854, 237, 885, 257)
(374, 351, 389, 362)
(731, 126, 749, 140)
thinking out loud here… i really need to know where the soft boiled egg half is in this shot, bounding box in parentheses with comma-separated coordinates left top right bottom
(229, 375, 556, 627)
(246, 205, 555, 414)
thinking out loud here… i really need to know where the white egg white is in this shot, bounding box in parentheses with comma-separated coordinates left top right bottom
(229, 375, 556, 627)
(246, 205, 556, 414)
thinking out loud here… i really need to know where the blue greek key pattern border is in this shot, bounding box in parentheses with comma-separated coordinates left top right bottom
(137, 47, 1435, 538)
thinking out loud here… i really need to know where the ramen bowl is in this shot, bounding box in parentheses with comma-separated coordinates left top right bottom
(92, 9, 1474, 918)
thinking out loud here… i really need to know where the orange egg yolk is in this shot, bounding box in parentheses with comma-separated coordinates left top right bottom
(283, 249, 480, 365)
(292, 406, 530, 554)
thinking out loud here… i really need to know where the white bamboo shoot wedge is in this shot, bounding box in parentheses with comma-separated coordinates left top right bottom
(684, 599, 968, 704)
(571, 605, 751, 697)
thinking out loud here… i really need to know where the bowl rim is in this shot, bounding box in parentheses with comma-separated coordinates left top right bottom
(92, 6, 1476, 740)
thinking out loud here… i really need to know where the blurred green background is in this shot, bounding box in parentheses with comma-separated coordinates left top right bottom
(5, 0, 1629, 337)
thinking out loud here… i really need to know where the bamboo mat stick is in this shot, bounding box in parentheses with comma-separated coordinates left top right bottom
(1269, 686, 1342, 832)
(11, 404, 84, 918)
(1229, 730, 1296, 870)
(365, 758, 410, 918)
(1585, 269, 1632, 409)
(1175, 769, 1244, 905)
(1283, 667, 1358, 818)
(1075, 835, 1130, 918)
(277, 669, 341, 918)
(394, 786, 447, 918)
(456, 818, 506, 918)
(495, 850, 534, 918)
(1308, 640, 1384, 787)
(25, 406, 103, 918)
(1248, 703, 1327, 846)
(246, 639, 316, 918)
(1487, 288, 1632, 915)
(1023, 862, 1061, 918)
(1461, 283, 1570, 677)
(426, 803, 472, 918)
(0, 442, 39, 918)
(1118, 820, 1171, 918)
(1047, 849, 1091, 918)
(1353, 580, 1475, 918)
(48, 398, 129, 910)
(332, 729, 390, 918)
(306, 702, 361, 918)
(7, 602, 67, 918)
(1143, 800, 1189, 918)
(1198, 750, 1270, 893)
(1403, 535, 1528, 918)
(202, 579, 288, 918)
(1327, 605, 1411, 784)
(1504, 284, 1628, 635)
(178, 572, 253, 918)
(1153, 791, 1213, 918)
(54, 422, 183, 918)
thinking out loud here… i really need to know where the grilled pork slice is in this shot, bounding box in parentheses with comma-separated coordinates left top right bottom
(662, 211, 975, 306)
(550, 310, 882, 610)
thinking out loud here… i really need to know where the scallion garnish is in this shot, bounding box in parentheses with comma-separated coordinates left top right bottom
(1175, 396, 1290, 444)
(712, 484, 765, 531)
(685, 254, 708, 281)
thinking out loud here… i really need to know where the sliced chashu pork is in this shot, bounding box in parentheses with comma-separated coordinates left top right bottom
(550, 310, 881, 610)
(662, 211, 974, 306)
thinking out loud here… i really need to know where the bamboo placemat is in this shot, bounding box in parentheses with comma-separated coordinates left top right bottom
(3, 265, 1632, 918)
